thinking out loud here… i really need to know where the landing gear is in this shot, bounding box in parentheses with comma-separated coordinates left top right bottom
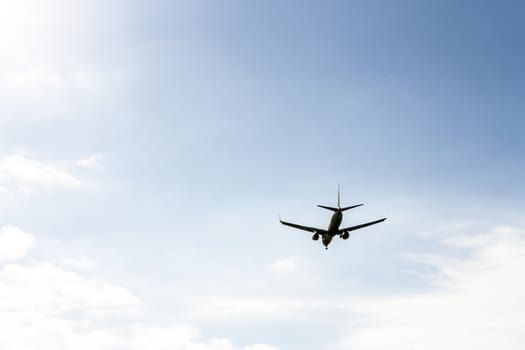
(325, 246, 328, 250)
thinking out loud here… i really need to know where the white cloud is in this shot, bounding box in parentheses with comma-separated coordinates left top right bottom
(339, 227, 525, 350)
(0, 261, 139, 318)
(185, 296, 331, 321)
(61, 257, 97, 270)
(0, 153, 82, 197)
(269, 256, 300, 275)
(0, 225, 34, 261)
(122, 326, 277, 350)
(244, 345, 278, 350)
(0, 226, 279, 350)
(76, 154, 105, 169)
(0, 67, 113, 118)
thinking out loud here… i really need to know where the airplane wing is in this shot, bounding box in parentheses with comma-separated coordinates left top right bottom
(339, 218, 386, 233)
(279, 219, 327, 234)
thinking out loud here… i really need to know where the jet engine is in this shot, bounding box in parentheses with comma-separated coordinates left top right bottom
(312, 233, 319, 241)
(341, 232, 350, 240)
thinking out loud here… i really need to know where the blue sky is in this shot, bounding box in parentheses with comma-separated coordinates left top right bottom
(1, 1, 525, 349)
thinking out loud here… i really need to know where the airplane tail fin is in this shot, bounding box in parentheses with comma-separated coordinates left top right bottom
(318, 186, 363, 212)
(338, 185, 340, 208)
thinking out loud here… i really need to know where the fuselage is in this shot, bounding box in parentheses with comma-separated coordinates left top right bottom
(327, 210, 343, 232)
(322, 210, 343, 248)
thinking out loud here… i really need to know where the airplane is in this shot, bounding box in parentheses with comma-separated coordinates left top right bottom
(279, 188, 386, 249)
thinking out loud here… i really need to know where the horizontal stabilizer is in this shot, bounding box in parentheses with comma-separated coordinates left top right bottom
(317, 205, 339, 212)
(341, 204, 363, 211)
(317, 204, 363, 212)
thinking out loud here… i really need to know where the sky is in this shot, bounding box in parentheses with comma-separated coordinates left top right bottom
(1, 0, 525, 349)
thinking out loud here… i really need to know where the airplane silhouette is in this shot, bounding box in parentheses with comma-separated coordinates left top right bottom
(280, 187, 386, 249)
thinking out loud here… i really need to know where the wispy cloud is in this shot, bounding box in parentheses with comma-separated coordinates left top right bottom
(76, 154, 105, 169)
(269, 255, 300, 275)
(0, 153, 82, 197)
(340, 227, 525, 350)
(0, 225, 34, 261)
(61, 256, 97, 271)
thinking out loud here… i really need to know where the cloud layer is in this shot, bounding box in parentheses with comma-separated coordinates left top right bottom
(164, 226, 525, 349)
(0, 225, 278, 350)
(341, 226, 525, 350)
(1, 221, 524, 350)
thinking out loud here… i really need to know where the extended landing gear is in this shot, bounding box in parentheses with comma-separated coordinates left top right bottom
(325, 246, 328, 250)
